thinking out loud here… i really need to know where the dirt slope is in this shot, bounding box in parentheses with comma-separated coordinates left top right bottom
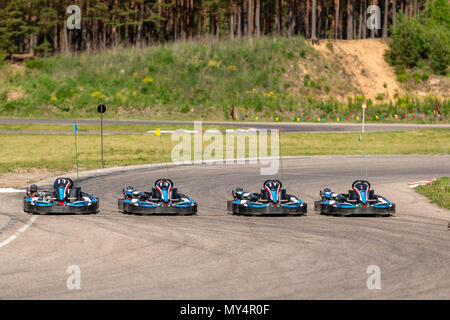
(315, 39, 404, 100)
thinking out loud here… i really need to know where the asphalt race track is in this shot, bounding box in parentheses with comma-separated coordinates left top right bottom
(0, 118, 449, 133)
(0, 155, 449, 299)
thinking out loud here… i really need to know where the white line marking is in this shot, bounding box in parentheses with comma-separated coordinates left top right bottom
(0, 188, 24, 193)
(0, 216, 37, 249)
(146, 128, 260, 134)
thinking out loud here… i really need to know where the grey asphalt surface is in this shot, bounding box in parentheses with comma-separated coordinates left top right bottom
(0, 118, 449, 133)
(0, 155, 449, 299)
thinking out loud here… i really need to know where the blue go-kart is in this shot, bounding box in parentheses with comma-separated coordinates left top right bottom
(227, 180, 307, 216)
(314, 180, 395, 216)
(118, 179, 197, 215)
(24, 178, 99, 214)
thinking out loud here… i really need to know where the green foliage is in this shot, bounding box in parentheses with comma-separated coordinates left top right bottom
(386, 6, 449, 75)
(386, 14, 428, 67)
(0, 49, 6, 65)
(425, 0, 450, 26)
(421, 73, 429, 81)
(25, 59, 44, 70)
(395, 65, 410, 83)
(0, 0, 33, 54)
(415, 177, 450, 210)
(375, 93, 384, 101)
(413, 72, 421, 83)
(428, 27, 449, 74)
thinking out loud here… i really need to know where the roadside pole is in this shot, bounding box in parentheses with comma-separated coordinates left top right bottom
(362, 103, 366, 133)
(97, 104, 107, 168)
(74, 122, 79, 184)
(360, 103, 368, 179)
(278, 126, 284, 183)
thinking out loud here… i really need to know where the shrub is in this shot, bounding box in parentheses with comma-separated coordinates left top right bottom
(421, 73, 429, 81)
(25, 59, 44, 70)
(397, 72, 410, 83)
(0, 49, 6, 65)
(413, 72, 421, 83)
(386, 14, 428, 68)
(428, 29, 449, 75)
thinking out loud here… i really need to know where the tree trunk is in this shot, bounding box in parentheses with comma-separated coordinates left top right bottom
(255, 0, 260, 37)
(230, 1, 235, 38)
(305, 0, 310, 39)
(247, 0, 252, 36)
(358, 0, 363, 39)
(237, 1, 242, 37)
(362, 0, 367, 39)
(383, 0, 388, 38)
(371, 0, 376, 38)
(275, 0, 280, 35)
(347, 0, 353, 39)
(311, 0, 317, 41)
(392, 0, 396, 27)
(334, 0, 340, 39)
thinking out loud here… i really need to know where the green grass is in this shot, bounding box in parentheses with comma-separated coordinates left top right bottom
(415, 177, 450, 209)
(0, 37, 448, 121)
(0, 129, 448, 175)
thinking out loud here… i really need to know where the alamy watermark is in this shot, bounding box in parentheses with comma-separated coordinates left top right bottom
(367, 5, 381, 30)
(366, 265, 381, 289)
(66, 265, 81, 290)
(170, 122, 280, 175)
(66, 5, 81, 30)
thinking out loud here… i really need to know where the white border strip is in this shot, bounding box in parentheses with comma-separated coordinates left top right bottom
(409, 179, 436, 188)
(0, 216, 37, 249)
(0, 188, 24, 193)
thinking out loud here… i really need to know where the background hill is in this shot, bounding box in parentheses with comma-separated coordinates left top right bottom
(0, 36, 448, 120)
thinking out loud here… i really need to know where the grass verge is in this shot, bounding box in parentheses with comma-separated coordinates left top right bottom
(415, 177, 450, 210)
(0, 129, 448, 176)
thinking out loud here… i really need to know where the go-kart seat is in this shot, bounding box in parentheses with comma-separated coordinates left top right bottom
(53, 178, 74, 201)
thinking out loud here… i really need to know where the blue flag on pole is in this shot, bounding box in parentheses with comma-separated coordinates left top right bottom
(74, 122, 78, 132)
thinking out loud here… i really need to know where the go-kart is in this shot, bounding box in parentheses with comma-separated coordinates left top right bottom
(24, 178, 99, 214)
(118, 179, 197, 215)
(314, 180, 395, 216)
(227, 180, 307, 216)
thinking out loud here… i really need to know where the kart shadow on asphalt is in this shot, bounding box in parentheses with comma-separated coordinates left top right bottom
(120, 211, 197, 216)
(314, 212, 394, 217)
(25, 211, 99, 216)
